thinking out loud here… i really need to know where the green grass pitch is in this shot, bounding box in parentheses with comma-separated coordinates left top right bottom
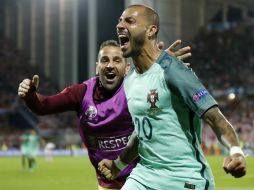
(0, 156, 253, 190)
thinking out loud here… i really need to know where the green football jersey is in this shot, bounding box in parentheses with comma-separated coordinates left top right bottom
(21, 134, 29, 154)
(27, 135, 40, 151)
(123, 51, 217, 190)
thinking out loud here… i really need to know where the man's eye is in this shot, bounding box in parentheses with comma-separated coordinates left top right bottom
(101, 59, 108, 63)
(126, 17, 135, 24)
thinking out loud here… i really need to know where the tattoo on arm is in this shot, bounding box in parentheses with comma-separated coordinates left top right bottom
(202, 106, 240, 149)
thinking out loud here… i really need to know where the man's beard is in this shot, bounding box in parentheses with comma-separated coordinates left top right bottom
(123, 33, 145, 58)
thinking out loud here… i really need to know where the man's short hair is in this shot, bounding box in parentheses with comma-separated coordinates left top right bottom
(99, 40, 120, 50)
(98, 40, 127, 63)
(127, 4, 159, 36)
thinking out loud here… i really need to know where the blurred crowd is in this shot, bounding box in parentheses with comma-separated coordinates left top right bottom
(1, 23, 254, 155)
(191, 24, 254, 91)
(0, 38, 79, 151)
(191, 23, 254, 155)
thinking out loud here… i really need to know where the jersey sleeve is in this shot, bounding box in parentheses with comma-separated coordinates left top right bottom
(24, 83, 86, 115)
(160, 53, 217, 117)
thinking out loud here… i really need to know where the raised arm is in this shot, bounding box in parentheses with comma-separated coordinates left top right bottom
(202, 106, 246, 178)
(18, 75, 83, 115)
(98, 131, 139, 180)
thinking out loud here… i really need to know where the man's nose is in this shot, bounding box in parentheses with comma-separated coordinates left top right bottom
(106, 60, 114, 68)
(117, 21, 125, 31)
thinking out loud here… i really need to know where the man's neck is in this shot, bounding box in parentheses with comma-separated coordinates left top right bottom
(94, 78, 123, 101)
(132, 42, 161, 74)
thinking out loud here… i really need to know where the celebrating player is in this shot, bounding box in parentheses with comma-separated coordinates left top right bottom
(98, 4, 246, 190)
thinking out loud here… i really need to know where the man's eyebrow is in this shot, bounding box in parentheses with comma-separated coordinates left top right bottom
(114, 56, 123, 59)
(118, 16, 134, 22)
(100, 56, 109, 59)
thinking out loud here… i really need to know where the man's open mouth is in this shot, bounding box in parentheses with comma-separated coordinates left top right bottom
(105, 72, 116, 81)
(118, 34, 130, 49)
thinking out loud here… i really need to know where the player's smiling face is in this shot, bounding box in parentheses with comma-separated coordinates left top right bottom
(97, 46, 128, 91)
(117, 7, 148, 58)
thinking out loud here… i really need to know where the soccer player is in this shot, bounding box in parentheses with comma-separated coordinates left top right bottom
(20, 130, 29, 170)
(20, 129, 40, 171)
(44, 141, 56, 162)
(17, 39, 191, 189)
(98, 4, 246, 190)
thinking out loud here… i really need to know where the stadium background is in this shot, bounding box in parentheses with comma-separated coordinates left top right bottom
(0, 0, 253, 189)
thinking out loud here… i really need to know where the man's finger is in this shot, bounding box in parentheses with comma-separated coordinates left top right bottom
(98, 161, 104, 169)
(21, 82, 31, 90)
(32, 75, 39, 89)
(168, 40, 181, 50)
(101, 166, 111, 174)
(18, 88, 29, 94)
(105, 173, 113, 180)
(225, 159, 241, 172)
(103, 169, 112, 177)
(223, 157, 232, 173)
(183, 63, 190, 67)
(177, 53, 192, 61)
(223, 157, 232, 166)
(23, 79, 31, 85)
(174, 46, 191, 57)
(233, 164, 246, 174)
(18, 92, 25, 97)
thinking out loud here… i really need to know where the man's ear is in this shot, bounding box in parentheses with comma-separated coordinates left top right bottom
(125, 63, 131, 75)
(96, 62, 99, 75)
(147, 25, 158, 39)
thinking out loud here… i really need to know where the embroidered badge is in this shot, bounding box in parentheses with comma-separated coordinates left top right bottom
(85, 105, 97, 120)
(192, 89, 208, 102)
(147, 89, 162, 117)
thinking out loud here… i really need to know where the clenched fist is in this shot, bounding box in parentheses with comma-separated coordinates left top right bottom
(223, 153, 246, 178)
(98, 159, 121, 180)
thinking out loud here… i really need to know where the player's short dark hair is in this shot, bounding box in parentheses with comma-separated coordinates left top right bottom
(98, 40, 127, 63)
(99, 40, 120, 50)
(127, 4, 159, 36)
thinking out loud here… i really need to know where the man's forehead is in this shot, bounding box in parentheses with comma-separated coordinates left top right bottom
(99, 46, 123, 58)
(121, 7, 145, 18)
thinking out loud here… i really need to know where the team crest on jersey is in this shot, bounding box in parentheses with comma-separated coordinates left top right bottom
(85, 105, 97, 120)
(147, 89, 162, 117)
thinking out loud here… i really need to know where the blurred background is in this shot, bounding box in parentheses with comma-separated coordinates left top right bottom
(0, 0, 253, 184)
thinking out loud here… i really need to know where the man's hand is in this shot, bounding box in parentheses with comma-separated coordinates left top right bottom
(223, 154, 246, 178)
(18, 75, 39, 98)
(98, 159, 121, 180)
(158, 40, 191, 62)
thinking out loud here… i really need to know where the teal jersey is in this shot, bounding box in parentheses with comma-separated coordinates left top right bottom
(21, 134, 29, 154)
(27, 135, 40, 152)
(123, 51, 217, 190)
(21, 133, 40, 157)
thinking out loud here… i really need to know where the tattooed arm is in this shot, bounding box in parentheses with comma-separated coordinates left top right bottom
(202, 106, 246, 178)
